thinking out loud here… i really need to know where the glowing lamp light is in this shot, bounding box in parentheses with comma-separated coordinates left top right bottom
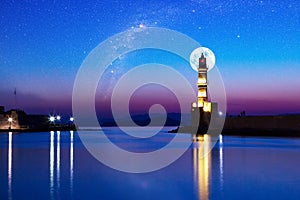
(8, 117, 13, 122)
(70, 117, 74, 122)
(198, 90, 207, 97)
(197, 78, 206, 84)
(203, 102, 211, 112)
(219, 111, 223, 116)
(49, 116, 55, 122)
(56, 115, 61, 120)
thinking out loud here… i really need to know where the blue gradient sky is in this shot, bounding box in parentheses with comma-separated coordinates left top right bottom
(0, 0, 299, 115)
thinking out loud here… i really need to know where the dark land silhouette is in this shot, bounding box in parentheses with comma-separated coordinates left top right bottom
(1, 106, 300, 137)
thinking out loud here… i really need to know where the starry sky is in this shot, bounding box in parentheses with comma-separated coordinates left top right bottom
(0, 0, 299, 116)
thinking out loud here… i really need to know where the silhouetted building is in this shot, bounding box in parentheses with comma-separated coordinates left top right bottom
(0, 106, 4, 114)
(0, 107, 49, 130)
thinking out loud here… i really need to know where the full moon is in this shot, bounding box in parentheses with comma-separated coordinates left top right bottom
(189, 47, 216, 72)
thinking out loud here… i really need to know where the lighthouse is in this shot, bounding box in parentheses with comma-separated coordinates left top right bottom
(191, 53, 217, 133)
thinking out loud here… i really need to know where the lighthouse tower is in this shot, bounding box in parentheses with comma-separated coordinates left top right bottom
(191, 53, 216, 133)
(197, 53, 210, 111)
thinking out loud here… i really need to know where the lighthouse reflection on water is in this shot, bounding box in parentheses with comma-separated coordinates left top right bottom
(193, 134, 223, 200)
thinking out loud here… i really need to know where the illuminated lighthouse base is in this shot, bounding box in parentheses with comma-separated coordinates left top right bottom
(191, 102, 218, 134)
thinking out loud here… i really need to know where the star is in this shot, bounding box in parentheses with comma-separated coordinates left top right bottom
(139, 23, 146, 28)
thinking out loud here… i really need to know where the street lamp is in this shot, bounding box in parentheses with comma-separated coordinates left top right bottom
(56, 115, 61, 121)
(70, 117, 74, 122)
(49, 116, 55, 123)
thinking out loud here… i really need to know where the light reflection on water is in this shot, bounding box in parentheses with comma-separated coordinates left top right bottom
(8, 132, 12, 200)
(192, 134, 223, 200)
(56, 131, 60, 192)
(219, 135, 223, 188)
(70, 130, 74, 195)
(193, 135, 211, 200)
(50, 131, 54, 199)
(2, 129, 300, 200)
(49, 131, 74, 199)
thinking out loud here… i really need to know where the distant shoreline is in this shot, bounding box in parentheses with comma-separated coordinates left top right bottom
(1, 114, 300, 138)
(1, 126, 300, 138)
(167, 126, 300, 138)
(221, 128, 300, 138)
(0, 126, 76, 133)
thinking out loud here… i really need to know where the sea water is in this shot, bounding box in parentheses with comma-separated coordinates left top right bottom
(1, 128, 300, 200)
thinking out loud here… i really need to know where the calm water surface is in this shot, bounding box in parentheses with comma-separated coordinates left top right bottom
(1, 128, 300, 200)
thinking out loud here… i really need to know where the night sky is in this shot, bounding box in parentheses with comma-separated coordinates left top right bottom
(0, 0, 299, 116)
